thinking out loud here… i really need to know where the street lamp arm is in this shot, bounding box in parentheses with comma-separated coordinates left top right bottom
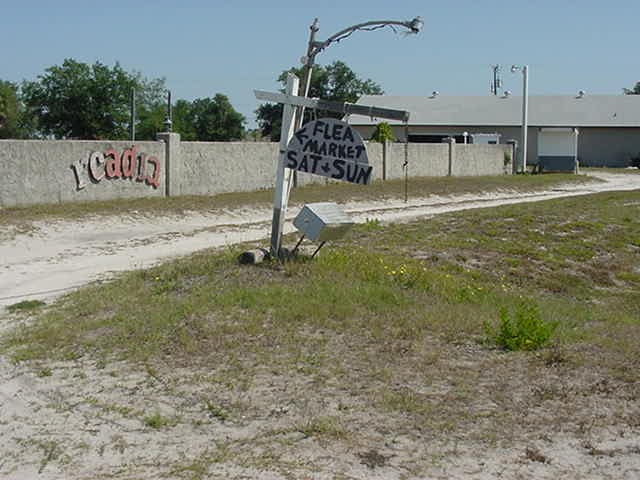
(307, 17, 423, 64)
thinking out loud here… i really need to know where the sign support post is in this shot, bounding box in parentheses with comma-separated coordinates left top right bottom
(257, 87, 410, 260)
(270, 74, 299, 258)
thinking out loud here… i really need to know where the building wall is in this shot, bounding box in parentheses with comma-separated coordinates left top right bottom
(0, 140, 165, 207)
(578, 127, 640, 167)
(1, 137, 511, 207)
(356, 124, 534, 168)
(354, 123, 640, 168)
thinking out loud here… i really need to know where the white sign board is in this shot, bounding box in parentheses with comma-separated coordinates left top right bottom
(285, 118, 372, 185)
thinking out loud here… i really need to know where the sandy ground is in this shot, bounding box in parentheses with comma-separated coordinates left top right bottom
(0, 171, 639, 479)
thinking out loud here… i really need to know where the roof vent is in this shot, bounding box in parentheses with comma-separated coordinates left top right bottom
(430, 90, 439, 98)
(577, 90, 586, 98)
(502, 90, 512, 98)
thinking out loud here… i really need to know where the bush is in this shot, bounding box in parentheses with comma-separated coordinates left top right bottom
(629, 153, 640, 169)
(484, 301, 556, 351)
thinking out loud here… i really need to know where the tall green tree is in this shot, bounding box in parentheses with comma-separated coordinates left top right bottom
(255, 60, 383, 141)
(21, 59, 166, 140)
(173, 94, 245, 141)
(0, 80, 21, 138)
(624, 81, 640, 94)
(134, 76, 169, 140)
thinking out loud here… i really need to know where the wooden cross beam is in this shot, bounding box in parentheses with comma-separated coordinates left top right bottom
(254, 90, 410, 123)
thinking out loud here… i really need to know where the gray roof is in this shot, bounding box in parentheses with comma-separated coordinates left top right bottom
(349, 94, 640, 128)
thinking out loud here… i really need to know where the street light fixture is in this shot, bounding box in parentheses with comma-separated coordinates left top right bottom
(296, 16, 423, 127)
(511, 65, 529, 173)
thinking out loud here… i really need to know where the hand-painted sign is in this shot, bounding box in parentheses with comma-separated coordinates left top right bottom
(71, 146, 161, 191)
(284, 118, 371, 185)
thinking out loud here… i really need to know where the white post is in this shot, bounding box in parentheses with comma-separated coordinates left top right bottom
(521, 65, 529, 173)
(270, 74, 299, 258)
(574, 128, 580, 174)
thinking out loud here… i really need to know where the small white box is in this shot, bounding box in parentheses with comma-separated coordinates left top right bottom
(293, 203, 353, 242)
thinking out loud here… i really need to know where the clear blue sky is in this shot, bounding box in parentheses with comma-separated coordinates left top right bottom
(1, 0, 638, 128)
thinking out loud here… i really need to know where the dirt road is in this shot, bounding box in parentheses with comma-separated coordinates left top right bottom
(1, 171, 638, 308)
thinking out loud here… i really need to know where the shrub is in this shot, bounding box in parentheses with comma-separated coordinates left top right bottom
(370, 122, 395, 143)
(629, 153, 640, 169)
(484, 301, 556, 351)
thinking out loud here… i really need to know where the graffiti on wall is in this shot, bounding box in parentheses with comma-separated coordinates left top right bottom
(71, 146, 161, 191)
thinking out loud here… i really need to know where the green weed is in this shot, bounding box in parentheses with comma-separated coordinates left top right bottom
(484, 301, 557, 351)
(205, 402, 229, 422)
(7, 299, 46, 312)
(143, 412, 172, 429)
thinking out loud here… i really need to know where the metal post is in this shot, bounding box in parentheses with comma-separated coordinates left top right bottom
(404, 122, 409, 203)
(521, 66, 528, 173)
(164, 90, 172, 132)
(297, 18, 319, 130)
(573, 128, 580, 174)
(270, 74, 299, 259)
(130, 88, 136, 141)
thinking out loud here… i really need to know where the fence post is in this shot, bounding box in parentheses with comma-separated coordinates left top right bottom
(157, 132, 181, 197)
(446, 137, 456, 176)
(507, 139, 518, 175)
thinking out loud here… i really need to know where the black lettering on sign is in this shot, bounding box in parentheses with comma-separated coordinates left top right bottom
(286, 150, 298, 169)
(328, 143, 337, 157)
(294, 125, 309, 144)
(310, 154, 321, 174)
(298, 154, 309, 172)
(357, 165, 373, 184)
(346, 162, 359, 183)
(303, 139, 319, 153)
(332, 159, 345, 179)
(343, 126, 355, 143)
(333, 123, 343, 140)
(285, 118, 370, 185)
(312, 120, 326, 138)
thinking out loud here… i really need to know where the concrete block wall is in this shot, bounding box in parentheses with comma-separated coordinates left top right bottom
(179, 142, 280, 195)
(455, 144, 511, 176)
(0, 136, 511, 207)
(0, 140, 165, 207)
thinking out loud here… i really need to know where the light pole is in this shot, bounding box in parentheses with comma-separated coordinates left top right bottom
(511, 65, 528, 173)
(163, 90, 172, 132)
(296, 16, 423, 128)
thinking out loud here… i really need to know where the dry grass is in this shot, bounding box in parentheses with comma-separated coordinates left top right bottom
(2, 187, 639, 479)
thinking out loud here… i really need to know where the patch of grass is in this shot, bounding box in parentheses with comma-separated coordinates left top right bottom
(484, 301, 557, 351)
(36, 366, 53, 377)
(6, 299, 46, 312)
(143, 411, 173, 429)
(296, 416, 348, 440)
(204, 401, 229, 422)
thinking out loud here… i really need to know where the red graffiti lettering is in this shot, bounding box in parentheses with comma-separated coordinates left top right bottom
(73, 146, 161, 191)
(146, 156, 161, 189)
(136, 152, 147, 182)
(121, 146, 137, 178)
(104, 148, 122, 178)
(88, 151, 105, 182)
